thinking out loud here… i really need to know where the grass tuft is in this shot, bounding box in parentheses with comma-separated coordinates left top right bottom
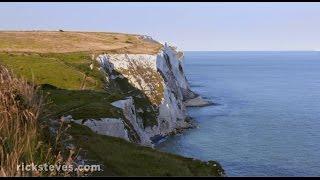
(0, 65, 80, 176)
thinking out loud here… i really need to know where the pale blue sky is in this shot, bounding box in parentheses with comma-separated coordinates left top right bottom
(1, 2, 320, 51)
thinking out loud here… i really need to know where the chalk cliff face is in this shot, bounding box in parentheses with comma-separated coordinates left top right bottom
(77, 43, 203, 147)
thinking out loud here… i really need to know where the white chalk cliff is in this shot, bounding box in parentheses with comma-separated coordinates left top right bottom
(77, 42, 209, 147)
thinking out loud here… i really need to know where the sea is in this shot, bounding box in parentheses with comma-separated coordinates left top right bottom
(156, 51, 320, 176)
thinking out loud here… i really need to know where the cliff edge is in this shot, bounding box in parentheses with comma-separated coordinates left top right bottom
(93, 43, 206, 146)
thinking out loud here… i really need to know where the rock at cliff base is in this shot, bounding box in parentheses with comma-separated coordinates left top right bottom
(184, 96, 213, 107)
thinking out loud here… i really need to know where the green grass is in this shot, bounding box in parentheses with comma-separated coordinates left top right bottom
(0, 52, 104, 90)
(43, 87, 124, 120)
(41, 52, 105, 88)
(68, 123, 224, 176)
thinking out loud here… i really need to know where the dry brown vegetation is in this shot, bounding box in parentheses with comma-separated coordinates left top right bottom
(0, 31, 162, 54)
(0, 65, 43, 176)
(0, 65, 78, 177)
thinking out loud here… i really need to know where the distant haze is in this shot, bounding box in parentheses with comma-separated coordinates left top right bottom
(1, 2, 320, 51)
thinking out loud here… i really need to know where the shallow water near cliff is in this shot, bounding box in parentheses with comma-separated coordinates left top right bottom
(156, 51, 320, 176)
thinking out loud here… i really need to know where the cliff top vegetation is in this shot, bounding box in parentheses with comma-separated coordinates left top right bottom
(0, 31, 162, 54)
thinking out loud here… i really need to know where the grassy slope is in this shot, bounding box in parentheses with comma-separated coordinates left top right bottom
(0, 31, 224, 176)
(43, 88, 124, 120)
(0, 52, 101, 90)
(69, 123, 224, 176)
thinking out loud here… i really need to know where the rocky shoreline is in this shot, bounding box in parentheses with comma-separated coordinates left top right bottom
(184, 95, 214, 107)
(153, 96, 213, 145)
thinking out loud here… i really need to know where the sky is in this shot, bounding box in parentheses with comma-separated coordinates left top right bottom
(1, 2, 320, 51)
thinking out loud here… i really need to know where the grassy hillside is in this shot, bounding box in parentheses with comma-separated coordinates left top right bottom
(43, 88, 124, 120)
(69, 123, 224, 176)
(0, 31, 224, 176)
(0, 31, 162, 54)
(0, 52, 103, 90)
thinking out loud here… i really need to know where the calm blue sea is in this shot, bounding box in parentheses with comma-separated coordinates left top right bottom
(157, 51, 320, 176)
